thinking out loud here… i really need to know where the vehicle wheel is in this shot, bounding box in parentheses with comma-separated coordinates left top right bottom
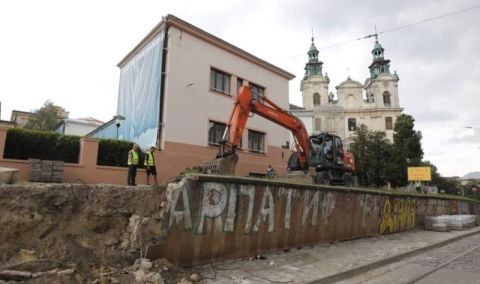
(317, 172, 330, 185)
(322, 174, 331, 185)
(344, 174, 353, 186)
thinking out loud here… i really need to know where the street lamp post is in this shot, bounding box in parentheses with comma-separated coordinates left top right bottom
(113, 115, 125, 140)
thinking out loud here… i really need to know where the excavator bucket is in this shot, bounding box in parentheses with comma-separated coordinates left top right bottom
(198, 154, 239, 175)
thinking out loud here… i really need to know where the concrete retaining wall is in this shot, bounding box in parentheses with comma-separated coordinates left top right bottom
(147, 174, 480, 265)
(1, 174, 478, 270)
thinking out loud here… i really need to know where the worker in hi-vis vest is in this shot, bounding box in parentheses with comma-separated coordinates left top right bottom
(127, 144, 140, 186)
(144, 145, 158, 185)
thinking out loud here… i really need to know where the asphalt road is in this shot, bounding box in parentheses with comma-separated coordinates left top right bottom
(338, 233, 480, 284)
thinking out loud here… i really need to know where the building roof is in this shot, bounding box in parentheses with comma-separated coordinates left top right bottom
(11, 110, 33, 115)
(0, 120, 16, 128)
(55, 117, 105, 132)
(336, 77, 363, 89)
(64, 117, 104, 126)
(118, 14, 295, 80)
(289, 104, 305, 110)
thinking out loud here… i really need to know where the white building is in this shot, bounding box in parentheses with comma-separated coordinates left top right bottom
(291, 36, 403, 146)
(55, 117, 104, 136)
(91, 15, 295, 180)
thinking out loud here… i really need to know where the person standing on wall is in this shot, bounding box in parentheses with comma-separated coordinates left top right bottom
(415, 181, 422, 193)
(267, 165, 274, 179)
(145, 145, 158, 185)
(127, 144, 140, 186)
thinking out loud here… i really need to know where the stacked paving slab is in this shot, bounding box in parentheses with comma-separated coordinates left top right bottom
(29, 159, 64, 183)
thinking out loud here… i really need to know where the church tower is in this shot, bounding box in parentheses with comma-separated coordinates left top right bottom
(368, 35, 391, 79)
(364, 36, 402, 142)
(301, 37, 330, 109)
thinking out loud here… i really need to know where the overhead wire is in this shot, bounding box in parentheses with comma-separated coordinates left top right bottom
(276, 3, 480, 63)
(185, 3, 480, 88)
(377, 3, 480, 36)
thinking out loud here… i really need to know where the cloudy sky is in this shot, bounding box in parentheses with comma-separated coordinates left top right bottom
(1, 0, 479, 177)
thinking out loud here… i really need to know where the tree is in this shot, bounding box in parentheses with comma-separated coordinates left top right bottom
(24, 101, 61, 131)
(350, 125, 392, 187)
(420, 160, 460, 195)
(366, 131, 392, 187)
(350, 124, 369, 186)
(387, 114, 424, 187)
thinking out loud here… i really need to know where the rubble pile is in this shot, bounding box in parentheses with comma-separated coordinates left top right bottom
(0, 182, 186, 283)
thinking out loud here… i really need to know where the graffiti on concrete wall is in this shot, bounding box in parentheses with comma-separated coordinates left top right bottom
(167, 181, 342, 235)
(155, 176, 480, 267)
(475, 204, 480, 225)
(459, 201, 469, 214)
(360, 194, 379, 227)
(379, 198, 416, 234)
(417, 199, 450, 216)
(167, 180, 428, 237)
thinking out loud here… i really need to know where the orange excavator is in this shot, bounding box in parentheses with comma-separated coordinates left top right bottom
(200, 86, 355, 185)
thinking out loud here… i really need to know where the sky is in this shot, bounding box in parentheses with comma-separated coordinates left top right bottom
(0, 0, 479, 177)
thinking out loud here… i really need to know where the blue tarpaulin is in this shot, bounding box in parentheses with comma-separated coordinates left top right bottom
(93, 31, 164, 150)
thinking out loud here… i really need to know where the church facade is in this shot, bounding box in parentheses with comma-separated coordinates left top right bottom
(291, 36, 403, 146)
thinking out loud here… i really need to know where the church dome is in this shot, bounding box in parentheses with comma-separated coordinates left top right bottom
(336, 76, 363, 89)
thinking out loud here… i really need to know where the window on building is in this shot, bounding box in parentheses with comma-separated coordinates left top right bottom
(383, 91, 391, 106)
(210, 68, 231, 95)
(237, 78, 244, 95)
(249, 82, 265, 100)
(313, 93, 321, 106)
(208, 121, 243, 148)
(348, 118, 357, 131)
(385, 117, 393, 130)
(208, 121, 227, 146)
(248, 129, 265, 153)
(315, 118, 322, 132)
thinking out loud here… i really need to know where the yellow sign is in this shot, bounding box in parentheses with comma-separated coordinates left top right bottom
(407, 167, 431, 181)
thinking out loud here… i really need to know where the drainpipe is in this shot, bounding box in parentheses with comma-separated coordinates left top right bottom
(157, 19, 169, 149)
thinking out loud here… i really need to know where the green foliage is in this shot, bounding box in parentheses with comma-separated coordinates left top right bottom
(420, 160, 460, 195)
(24, 101, 61, 131)
(4, 128, 80, 162)
(365, 131, 392, 187)
(4, 128, 147, 168)
(392, 114, 424, 163)
(350, 114, 425, 188)
(460, 181, 480, 200)
(388, 114, 424, 187)
(97, 139, 145, 168)
(350, 125, 392, 187)
(350, 125, 369, 186)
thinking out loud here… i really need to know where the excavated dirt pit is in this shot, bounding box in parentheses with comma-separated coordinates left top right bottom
(0, 182, 192, 283)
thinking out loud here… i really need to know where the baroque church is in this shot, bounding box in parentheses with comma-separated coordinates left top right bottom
(290, 36, 403, 147)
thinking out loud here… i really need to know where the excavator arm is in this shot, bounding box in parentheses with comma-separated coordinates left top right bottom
(211, 86, 310, 173)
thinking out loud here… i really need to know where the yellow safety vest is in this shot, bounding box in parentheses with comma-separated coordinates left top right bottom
(128, 150, 139, 165)
(144, 151, 155, 166)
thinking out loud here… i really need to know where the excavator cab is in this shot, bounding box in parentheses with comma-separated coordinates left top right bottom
(306, 133, 343, 166)
(288, 132, 353, 185)
(311, 133, 353, 185)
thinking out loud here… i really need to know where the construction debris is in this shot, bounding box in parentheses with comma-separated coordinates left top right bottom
(425, 215, 478, 232)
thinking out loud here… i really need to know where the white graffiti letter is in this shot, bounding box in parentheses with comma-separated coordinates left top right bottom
(224, 185, 238, 232)
(283, 188, 293, 229)
(254, 187, 275, 232)
(302, 191, 319, 226)
(168, 179, 193, 230)
(240, 185, 255, 233)
(321, 192, 335, 224)
(196, 182, 227, 234)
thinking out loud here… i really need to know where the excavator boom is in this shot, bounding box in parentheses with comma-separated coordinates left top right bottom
(199, 85, 354, 183)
